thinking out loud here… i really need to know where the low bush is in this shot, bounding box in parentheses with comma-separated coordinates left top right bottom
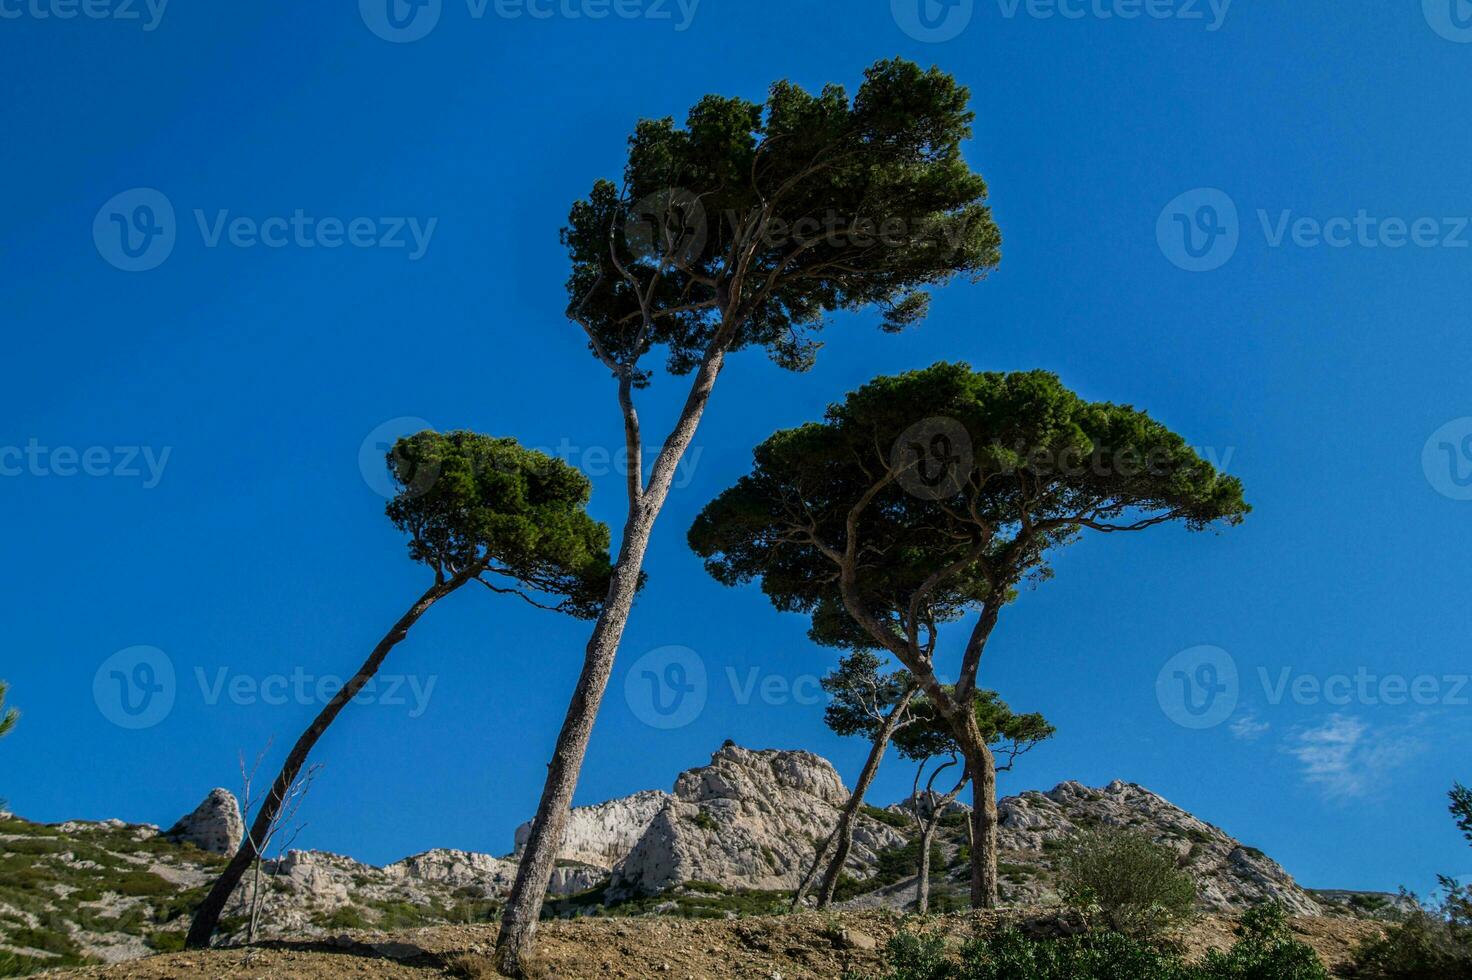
(1057, 827, 1197, 937)
(853, 903, 1326, 980)
(1348, 881, 1472, 979)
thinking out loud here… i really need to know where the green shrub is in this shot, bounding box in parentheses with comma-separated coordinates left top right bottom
(1199, 904, 1328, 980)
(1349, 890, 1472, 980)
(856, 906, 1328, 980)
(862, 805, 913, 830)
(1057, 828, 1197, 937)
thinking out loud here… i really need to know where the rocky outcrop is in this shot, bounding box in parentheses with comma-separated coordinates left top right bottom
(995, 780, 1324, 916)
(610, 743, 906, 895)
(163, 788, 243, 855)
(513, 789, 671, 870)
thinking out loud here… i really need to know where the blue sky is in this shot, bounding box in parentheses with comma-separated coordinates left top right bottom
(2, 1, 1470, 899)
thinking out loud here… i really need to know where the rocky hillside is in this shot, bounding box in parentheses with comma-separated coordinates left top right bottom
(0, 742, 1394, 974)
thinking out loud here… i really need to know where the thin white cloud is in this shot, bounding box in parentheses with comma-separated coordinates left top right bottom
(1286, 714, 1423, 800)
(1230, 710, 1270, 741)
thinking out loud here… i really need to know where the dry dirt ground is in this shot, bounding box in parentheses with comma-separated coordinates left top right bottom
(41, 909, 1385, 979)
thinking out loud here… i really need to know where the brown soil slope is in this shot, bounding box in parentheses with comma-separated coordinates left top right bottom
(42, 909, 1383, 980)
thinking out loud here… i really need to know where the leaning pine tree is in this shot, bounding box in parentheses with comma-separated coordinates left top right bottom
(496, 58, 1002, 973)
(793, 651, 918, 910)
(689, 363, 1247, 908)
(186, 431, 615, 949)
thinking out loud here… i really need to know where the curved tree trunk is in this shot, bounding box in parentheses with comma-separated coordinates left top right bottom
(494, 347, 729, 977)
(809, 688, 916, 909)
(186, 576, 465, 949)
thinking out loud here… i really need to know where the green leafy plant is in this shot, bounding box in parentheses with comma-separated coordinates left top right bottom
(1057, 827, 1198, 938)
(0, 681, 17, 740)
(859, 905, 1327, 980)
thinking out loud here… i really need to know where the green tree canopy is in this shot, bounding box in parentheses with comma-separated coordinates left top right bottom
(689, 362, 1248, 700)
(820, 650, 915, 741)
(894, 688, 1055, 771)
(1453, 783, 1472, 847)
(690, 362, 1246, 908)
(562, 58, 1002, 385)
(386, 430, 617, 617)
(0, 681, 17, 739)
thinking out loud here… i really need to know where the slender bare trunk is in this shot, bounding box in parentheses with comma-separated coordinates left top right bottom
(791, 828, 837, 910)
(494, 348, 728, 976)
(916, 818, 937, 914)
(186, 576, 464, 949)
(809, 689, 915, 909)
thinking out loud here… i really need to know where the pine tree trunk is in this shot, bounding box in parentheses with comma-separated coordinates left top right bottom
(916, 819, 937, 915)
(812, 690, 915, 909)
(185, 577, 463, 949)
(791, 828, 837, 910)
(494, 347, 728, 977)
(965, 744, 999, 909)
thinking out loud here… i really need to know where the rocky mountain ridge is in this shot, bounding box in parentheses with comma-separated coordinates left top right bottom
(0, 743, 1386, 972)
